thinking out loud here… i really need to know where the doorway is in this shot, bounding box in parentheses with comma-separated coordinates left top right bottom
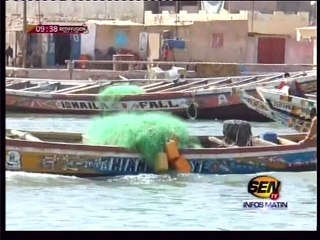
(54, 35, 71, 66)
(258, 37, 286, 64)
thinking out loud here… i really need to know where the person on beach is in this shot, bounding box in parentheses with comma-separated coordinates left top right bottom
(6, 45, 13, 66)
(288, 80, 306, 98)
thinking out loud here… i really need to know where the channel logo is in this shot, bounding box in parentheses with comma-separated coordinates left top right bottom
(243, 175, 288, 210)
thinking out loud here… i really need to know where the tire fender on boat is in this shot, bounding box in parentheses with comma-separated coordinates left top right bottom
(186, 102, 198, 120)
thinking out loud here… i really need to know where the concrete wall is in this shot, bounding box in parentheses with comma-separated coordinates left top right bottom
(94, 20, 248, 63)
(285, 38, 313, 64)
(226, 1, 312, 15)
(249, 11, 309, 37)
(245, 37, 258, 63)
(6, 0, 145, 23)
(144, 10, 247, 25)
(183, 21, 248, 63)
(226, 1, 278, 13)
(95, 25, 143, 55)
(313, 39, 317, 65)
(145, 10, 309, 38)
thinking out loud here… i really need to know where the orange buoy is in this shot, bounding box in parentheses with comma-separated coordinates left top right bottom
(165, 139, 191, 173)
(165, 140, 180, 161)
(171, 155, 191, 173)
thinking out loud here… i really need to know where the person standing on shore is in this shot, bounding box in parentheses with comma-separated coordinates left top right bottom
(6, 45, 13, 66)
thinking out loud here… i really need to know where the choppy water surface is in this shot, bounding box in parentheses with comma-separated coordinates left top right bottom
(6, 114, 317, 230)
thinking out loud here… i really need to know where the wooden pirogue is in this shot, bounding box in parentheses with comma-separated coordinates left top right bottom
(240, 87, 317, 133)
(6, 71, 317, 121)
(6, 129, 316, 177)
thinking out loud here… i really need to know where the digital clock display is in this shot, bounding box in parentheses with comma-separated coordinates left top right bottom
(27, 24, 88, 34)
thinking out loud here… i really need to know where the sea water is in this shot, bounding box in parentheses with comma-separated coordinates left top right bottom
(5, 114, 317, 230)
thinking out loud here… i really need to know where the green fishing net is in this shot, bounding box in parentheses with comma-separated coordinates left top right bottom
(86, 112, 201, 169)
(98, 85, 145, 103)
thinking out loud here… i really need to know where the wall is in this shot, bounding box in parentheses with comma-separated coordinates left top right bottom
(285, 38, 313, 64)
(95, 25, 143, 55)
(245, 37, 258, 63)
(226, 1, 312, 15)
(145, 10, 309, 38)
(226, 1, 277, 13)
(192, 20, 248, 62)
(249, 11, 309, 37)
(80, 23, 96, 57)
(144, 10, 247, 25)
(6, 0, 145, 23)
(93, 20, 248, 63)
(173, 20, 248, 63)
(313, 39, 317, 65)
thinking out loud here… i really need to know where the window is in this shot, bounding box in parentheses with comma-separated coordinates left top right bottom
(212, 33, 223, 48)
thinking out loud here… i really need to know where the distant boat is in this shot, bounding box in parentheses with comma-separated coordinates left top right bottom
(6, 71, 316, 121)
(240, 87, 317, 133)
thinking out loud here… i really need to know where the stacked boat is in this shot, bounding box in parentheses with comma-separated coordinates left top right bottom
(5, 70, 317, 177)
(6, 70, 317, 121)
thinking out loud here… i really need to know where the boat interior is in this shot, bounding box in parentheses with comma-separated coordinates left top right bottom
(6, 71, 313, 95)
(6, 129, 305, 149)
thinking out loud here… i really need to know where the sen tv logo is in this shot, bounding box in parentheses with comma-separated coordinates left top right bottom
(243, 175, 288, 210)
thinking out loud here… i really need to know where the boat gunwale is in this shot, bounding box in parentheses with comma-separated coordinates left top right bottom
(6, 134, 315, 157)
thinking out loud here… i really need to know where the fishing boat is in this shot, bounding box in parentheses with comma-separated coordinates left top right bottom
(6, 128, 316, 177)
(240, 87, 317, 133)
(6, 71, 316, 121)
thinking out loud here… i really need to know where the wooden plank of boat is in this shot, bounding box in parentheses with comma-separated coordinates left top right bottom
(144, 76, 244, 93)
(181, 74, 280, 92)
(6, 80, 33, 90)
(144, 81, 185, 92)
(305, 93, 317, 100)
(5, 129, 316, 176)
(217, 76, 258, 88)
(159, 77, 231, 93)
(201, 72, 316, 94)
(23, 82, 61, 92)
(181, 78, 232, 92)
(57, 82, 113, 94)
(9, 129, 42, 142)
(140, 81, 168, 90)
(54, 83, 97, 93)
(221, 73, 284, 89)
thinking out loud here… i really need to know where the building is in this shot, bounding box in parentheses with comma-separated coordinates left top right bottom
(296, 26, 317, 65)
(5, 1, 315, 67)
(145, 10, 313, 64)
(225, 1, 315, 23)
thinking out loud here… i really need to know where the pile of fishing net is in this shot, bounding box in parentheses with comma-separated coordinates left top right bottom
(98, 85, 145, 103)
(86, 112, 201, 169)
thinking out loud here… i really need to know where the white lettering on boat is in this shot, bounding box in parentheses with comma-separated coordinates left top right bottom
(57, 99, 189, 111)
(6, 151, 22, 170)
(40, 154, 148, 173)
(83, 157, 148, 173)
(272, 101, 292, 111)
